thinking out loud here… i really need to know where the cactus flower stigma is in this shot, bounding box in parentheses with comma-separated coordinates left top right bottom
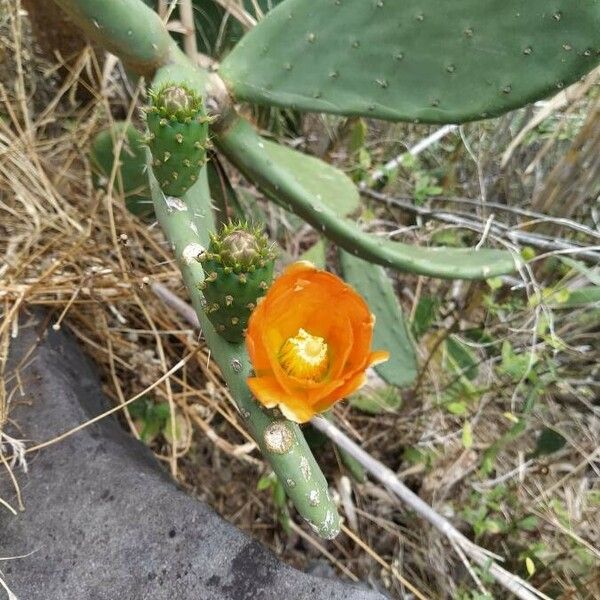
(246, 261, 389, 422)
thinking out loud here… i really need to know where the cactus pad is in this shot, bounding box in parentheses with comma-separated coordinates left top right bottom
(220, 0, 600, 123)
(260, 137, 359, 217)
(90, 122, 153, 218)
(145, 84, 210, 197)
(339, 250, 417, 387)
(199, 223, 276, 343)
(216, 117, 518, 279)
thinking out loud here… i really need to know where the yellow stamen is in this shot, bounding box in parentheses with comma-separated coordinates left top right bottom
(279, 328, 329, 381)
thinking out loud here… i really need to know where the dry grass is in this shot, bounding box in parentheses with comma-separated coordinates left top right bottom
(1, 4, 599, 599)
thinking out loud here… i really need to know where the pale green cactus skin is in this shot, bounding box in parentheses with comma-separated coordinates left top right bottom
(53, 0, 172, 75)
(339, 251, 417, 388)
(90, 123, 153, 217)
(215, 117, 519, 279)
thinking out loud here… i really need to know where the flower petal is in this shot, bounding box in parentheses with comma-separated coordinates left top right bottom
(247, 376, 285, 408)
(312, 372, 368, 414)
(369, 350, 390, 367)
(248, 376, 315, 423)
(279, 401, 315, 424)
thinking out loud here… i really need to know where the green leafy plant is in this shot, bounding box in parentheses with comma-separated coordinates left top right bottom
(47, 0, 600, 538)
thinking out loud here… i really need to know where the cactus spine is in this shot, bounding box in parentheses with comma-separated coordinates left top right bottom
(145, 84, 210, 197)
(199, 223, 276, 344)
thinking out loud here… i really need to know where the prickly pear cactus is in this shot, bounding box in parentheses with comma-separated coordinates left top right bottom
(199, 223, 276, 343)
(144, 84, 210, 197)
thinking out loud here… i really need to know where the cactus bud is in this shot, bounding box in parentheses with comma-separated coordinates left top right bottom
(220, 230, 261, 270)
(199, 223, 276, 344)
(145, 83, 210, 198)
(160, 86, 191, 114)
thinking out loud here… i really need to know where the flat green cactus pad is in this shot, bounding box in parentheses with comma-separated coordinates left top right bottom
(216, 117, 519, 279)
(90, 122, 154, 217)
(340, 250, 417, 388)
(220, 0, 600, 123)
(260, 138, 359, 217)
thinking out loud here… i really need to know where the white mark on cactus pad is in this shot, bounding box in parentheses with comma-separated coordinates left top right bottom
(181, 243, 206, 265)
(300, 456, 311, 481)
(165, 196, 187, 212)
(320, 510, 340, 539)
(264, 422, 294, 454)
(308, 489, 320, 506)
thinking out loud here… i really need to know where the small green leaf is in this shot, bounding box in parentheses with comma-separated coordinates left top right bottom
(553, 288, 571, 304)
(525, 556, 536, 577)
(162, 413, 189, 450)
(128, 396, 150, 420)
(446, 401, 468, 416)
(446, 336, 479, 380)
(520, 247, 536, 261)
(499, 341, 535, 381)
(273, 478, 287, 508)
(486, 277, 503, 290)
(462, 421, 473, 449)
(257, 472, 275, 491)
(403, 446, 433, 468)
(339, 450, 367, 484)
(347, 117, 367, 155)
(484, 518, 506, 535)
(481, 419, 527, 475)
(558, 286, 600, 307)
(517, 516, 539, 532)
(430, 229, 468, 248)
(412, 296, 438, 339)
(350, 387, 402, 415)
(559, 257, 600, 286)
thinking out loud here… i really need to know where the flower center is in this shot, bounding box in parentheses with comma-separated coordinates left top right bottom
(279, 328, 329, 381)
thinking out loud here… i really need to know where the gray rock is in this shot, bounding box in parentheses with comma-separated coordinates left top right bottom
(0, 314, 384, 600)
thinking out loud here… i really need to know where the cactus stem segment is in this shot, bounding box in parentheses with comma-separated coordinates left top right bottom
(148, 158, 340, 539)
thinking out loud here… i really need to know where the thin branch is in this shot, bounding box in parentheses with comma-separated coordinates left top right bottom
(310, 416, 551, 600)
(365, 124, 458, 185)
(363, 189, 600, 264)
(178, 0, 198, 59)
(426, 196, 600, 240)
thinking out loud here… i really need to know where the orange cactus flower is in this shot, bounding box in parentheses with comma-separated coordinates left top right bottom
(246, 261, 389, 423)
